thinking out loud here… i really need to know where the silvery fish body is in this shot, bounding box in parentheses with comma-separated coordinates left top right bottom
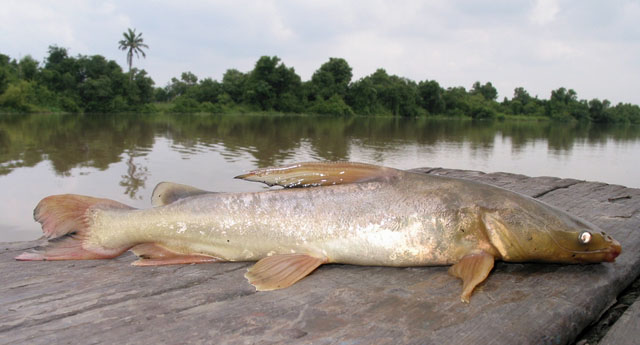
(17, 162, 621, 302)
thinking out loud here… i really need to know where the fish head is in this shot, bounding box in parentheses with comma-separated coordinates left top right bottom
(482, 207, 621, 264)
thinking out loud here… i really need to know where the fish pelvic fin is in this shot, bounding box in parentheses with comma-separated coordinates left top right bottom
(130, 243, 225, 266)
(15, 194, 134, 261)
(448, 251, 495, 303)
(245, 254, 327, 291)
(151, 182, 213, 207)
(234, 161, 402, 188)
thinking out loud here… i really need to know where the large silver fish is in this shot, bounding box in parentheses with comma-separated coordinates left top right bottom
(16, 162, 621, 302)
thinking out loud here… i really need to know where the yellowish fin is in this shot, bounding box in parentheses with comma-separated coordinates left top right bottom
(235, 161, 401, 188)
(448, 251, 495, 303)
(245, 254, 327, 291)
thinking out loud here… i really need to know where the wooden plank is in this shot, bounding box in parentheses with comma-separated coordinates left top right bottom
(599, 298, 640, 345)
(1, 169, 639, 345)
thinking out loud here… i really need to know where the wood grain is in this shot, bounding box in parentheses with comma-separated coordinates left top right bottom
(1, 168, 638, 345)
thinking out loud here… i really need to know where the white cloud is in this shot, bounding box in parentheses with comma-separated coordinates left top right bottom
(530, 0, 559, 25)
(535, 40, 580, 61)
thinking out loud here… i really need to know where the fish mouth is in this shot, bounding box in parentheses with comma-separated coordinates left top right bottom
(604, 240, 622, 262)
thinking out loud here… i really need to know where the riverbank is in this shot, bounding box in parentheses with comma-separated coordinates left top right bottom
(1, 168, 638, 344)
(0, 105, 550, 122)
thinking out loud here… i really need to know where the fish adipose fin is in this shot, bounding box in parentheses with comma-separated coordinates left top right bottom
(151, 182, 213, 207)
(15, 194, 134, 261)
(448, 251, 495, 303)
(130, 243, 224, 266)
(245, 254, 327, 290)
(235, 161, 402, 188)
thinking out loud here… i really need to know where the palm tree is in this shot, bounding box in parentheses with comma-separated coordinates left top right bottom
(118, 28, 149, 81)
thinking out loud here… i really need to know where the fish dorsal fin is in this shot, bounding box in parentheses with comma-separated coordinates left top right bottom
(245, 253, 327, 291)
(448, 251, 495, 303)
(234, 161, 402, 188)
(151, 182, 213, 207)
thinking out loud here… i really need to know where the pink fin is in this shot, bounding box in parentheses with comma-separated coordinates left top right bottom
(16, 194, 134, 261)
(130, 243, 224, 266)
(15, 236, 117, 261)
(34, 194, 133, 239)
(245, 253, 327, 291)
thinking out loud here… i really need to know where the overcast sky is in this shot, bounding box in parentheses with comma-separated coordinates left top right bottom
(2, 0, 639, 104)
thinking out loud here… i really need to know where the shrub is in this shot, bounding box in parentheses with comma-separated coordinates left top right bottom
(308, 95, 354, 116)
(170, 96, 201, 113)
(200, 101, 223, 114)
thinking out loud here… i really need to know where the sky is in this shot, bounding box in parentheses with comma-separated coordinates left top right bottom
(2, 0, 639, 104)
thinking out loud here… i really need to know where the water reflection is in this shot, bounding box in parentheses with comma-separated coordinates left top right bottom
(120, 149, 150, 199)
(2, 113, 640, 175)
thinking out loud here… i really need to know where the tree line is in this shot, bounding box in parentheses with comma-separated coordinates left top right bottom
(1, 47, 639, 123)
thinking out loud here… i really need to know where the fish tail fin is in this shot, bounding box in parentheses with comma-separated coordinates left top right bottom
(15, 194, 135, 261)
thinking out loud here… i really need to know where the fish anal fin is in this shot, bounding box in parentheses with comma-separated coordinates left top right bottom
(130, 243, 224, 266)
(151, 182, 212, 207)
(448, 251, 495, 303)
(235, 161, 401, 188)
(245, 253, 327, 291)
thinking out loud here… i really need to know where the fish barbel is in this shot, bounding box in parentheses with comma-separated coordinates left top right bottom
(16, 162, 621, 302)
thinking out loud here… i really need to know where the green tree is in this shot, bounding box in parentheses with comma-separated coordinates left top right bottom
(513, 87, 531, 104)
(609, 103, 640, 124)
(548, 87, 588, 121)
(222, 69, 247, 104)
(346, 77, 377, 115)
(443, 86, 469, 117)
(0, 53, 16, 93)
(18, 55, 39, 81)
(166, 71, 198, 99)
(588, 98, 611, 123)
(189, 77, 222, 103)
(471, 81, 498, 101)
(0, 80, 33, 111)
(310, 57, 352, 101)
(41, 46, 76, 93)
(126, 69, 155, 106)
(118, 28, 149, 81)
(244, 56, 302, 111)
(418, 80, 445, 115)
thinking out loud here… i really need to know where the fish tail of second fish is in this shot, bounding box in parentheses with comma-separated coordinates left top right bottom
(15, 194, 135, 261)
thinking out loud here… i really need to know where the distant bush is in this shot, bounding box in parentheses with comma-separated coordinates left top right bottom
(170, 96, 201, 113)
(200, 101, 223, 114)
(309, 95, 354, 116)
(138, 102, 159, 113)
(0, 81, 34, 112)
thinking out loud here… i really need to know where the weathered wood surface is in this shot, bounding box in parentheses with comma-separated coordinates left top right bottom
(599, 297, 640, 345)
(1, 168, 639, 345)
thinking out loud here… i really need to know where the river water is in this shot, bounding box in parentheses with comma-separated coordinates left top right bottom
(1, 113, 639, 242)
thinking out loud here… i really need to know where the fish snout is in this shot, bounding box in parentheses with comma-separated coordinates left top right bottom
(604, 239, 622, 262)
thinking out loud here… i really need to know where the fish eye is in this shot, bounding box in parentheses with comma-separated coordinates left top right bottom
(579, 231, 592, 244)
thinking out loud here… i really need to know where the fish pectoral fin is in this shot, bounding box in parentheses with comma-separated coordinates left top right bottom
(130, 243, 224, 266)
(234, 161, 402, 188)
(448, 251, 495, 303)
(245, 253, 327, 291)
(151, 182, 213, 206)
